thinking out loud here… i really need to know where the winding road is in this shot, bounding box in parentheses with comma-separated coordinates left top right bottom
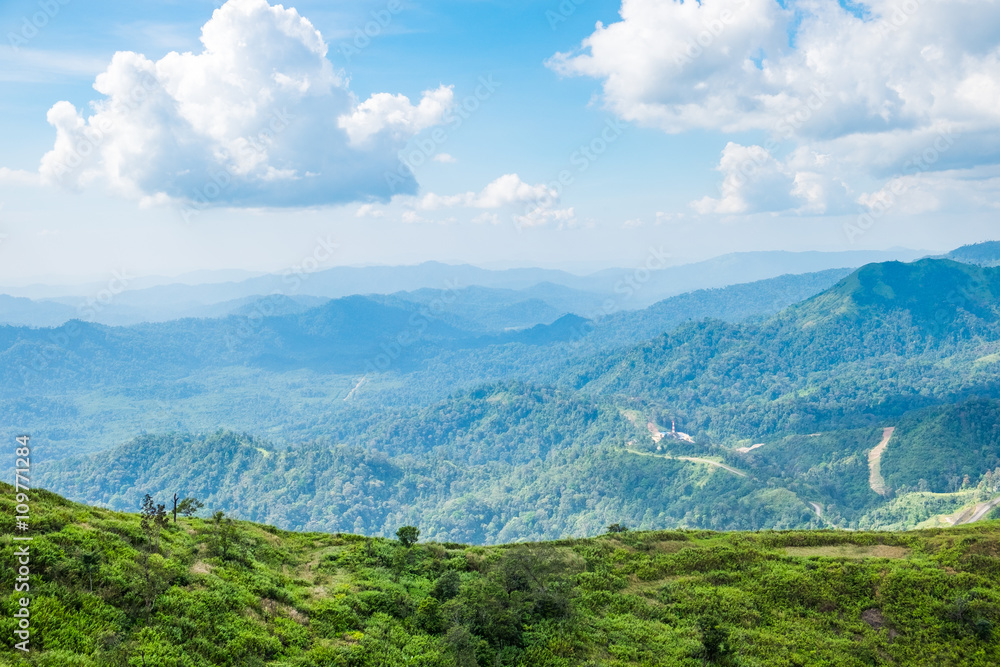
(954, 496, 1000, 525)
(626, 448, 747, 477)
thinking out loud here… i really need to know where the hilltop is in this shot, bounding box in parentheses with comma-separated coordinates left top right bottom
(1, 484, 999, 666)
(946, 241, 1000, 267)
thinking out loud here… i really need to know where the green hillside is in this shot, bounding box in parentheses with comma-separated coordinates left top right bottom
(36, 395, 1000, 541)
(569, 259, 1000, 442)
(2, 484, 999, 666)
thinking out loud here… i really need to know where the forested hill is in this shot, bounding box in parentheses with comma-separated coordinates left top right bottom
(39, 394, 1000, 542)
(786, 258, 1000, 332)
(946, 240, 1000, 267)
(2, 483, 999, 665)
(570, 259, 1000, 441)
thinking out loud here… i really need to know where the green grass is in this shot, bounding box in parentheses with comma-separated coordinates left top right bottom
(1, 484, 999, 665)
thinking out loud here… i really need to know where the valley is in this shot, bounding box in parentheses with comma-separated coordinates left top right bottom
(5, 246, 1000, 544)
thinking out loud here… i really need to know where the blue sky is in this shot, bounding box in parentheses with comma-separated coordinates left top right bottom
(0, 0, 998, 283)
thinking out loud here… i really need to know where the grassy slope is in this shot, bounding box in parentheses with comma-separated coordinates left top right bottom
(1, 485, 1000, 666)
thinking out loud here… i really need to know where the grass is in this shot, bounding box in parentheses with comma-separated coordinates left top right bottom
(1, 484, 999, 665)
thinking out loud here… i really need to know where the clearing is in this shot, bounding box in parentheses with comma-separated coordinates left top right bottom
(626, 448, 747, 477)
(785, 544, 909, 559)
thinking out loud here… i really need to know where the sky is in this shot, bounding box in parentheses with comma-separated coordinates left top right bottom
(0, 0, 998, 283)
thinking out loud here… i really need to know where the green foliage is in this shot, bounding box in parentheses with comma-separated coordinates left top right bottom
(396, 526, 420, 548)
(3, 483, 1000, 665)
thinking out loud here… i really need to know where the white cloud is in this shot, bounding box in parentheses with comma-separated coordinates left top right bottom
(417, 174, 557, 211)
(0, 168, 42, 186)
(432, 153, 457, 163)
(692, 142, 851, 215)
(24, 0, 453, 208)
(403, 174, 575, 228)
(355, 203, 384, 218)
(552, 0, 1000, 215)
(338, 85, 454, 146)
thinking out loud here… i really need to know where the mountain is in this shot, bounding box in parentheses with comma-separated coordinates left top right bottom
(582, 248, 927, 307)
(1, 257, 992, 462)
(384, 282, 607, 332)
(38, 388, 1000, 540)
(7, 483, 998, 666)
(787, 259, 1000, 331)
(0, 294, 77, 327)
(946, 240, 1000, 267)
(575, 267, 854, 351)
(568, 258, 1000, 441)
(0, 249, 924, 327)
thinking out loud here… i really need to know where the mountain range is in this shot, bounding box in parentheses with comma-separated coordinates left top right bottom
(5, 243, 998, 543)
(0, 248, 924, 326)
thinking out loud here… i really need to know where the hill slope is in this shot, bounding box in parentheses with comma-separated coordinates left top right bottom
(2, 484, 999, 666)
(572, 259, 1000, 441)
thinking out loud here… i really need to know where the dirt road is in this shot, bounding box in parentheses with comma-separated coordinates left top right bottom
(626, 448, 747, 477)
(953, 496, 1000, 525)
(868, 427, 895, 496)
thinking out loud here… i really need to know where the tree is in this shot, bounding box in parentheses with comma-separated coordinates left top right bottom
(698, 612, 729, 664)
(175, 497, 204, 521)
(606, 523, 629, 534)
(212, 511, 237, 560)
(396, 525, 420, 547)
(80, 549, 100, 593)
(139, 495, 169, 551)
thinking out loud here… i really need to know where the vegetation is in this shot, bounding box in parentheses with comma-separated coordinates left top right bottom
(2, 485, 999, 665)
(37, 392, 1000, 542)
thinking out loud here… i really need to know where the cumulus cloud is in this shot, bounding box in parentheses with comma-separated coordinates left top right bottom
(693, 142, 851, 215)
(27, 0, 453, 209)
(338, 86, 454, 146)
(392, 174, 575, 227)
(551, 0, 1000, 215)
(417, 174, 557, 211)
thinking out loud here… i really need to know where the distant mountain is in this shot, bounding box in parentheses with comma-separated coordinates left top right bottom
(0, 294, 77, 327)
(569, 258, 1000, 441)
(582, 248, 926, 306)
(576, 267, 854, 351)
(6, 256, 993, 461)
(945, 240, 1000, 267)
(787, 259, 1000, 331)
(121, 249, 924, 308)
(0, 249, 925, 326)
(386, 283, 607, 332)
